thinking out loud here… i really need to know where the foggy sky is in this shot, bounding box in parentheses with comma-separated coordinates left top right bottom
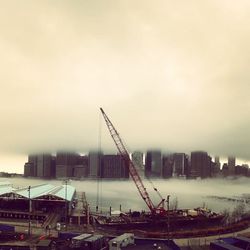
(1, 0, 250, 172)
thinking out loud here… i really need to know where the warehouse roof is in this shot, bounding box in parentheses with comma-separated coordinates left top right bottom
(0, 182, 75, 202)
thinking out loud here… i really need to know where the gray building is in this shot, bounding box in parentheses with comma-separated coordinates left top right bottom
(172, 153, 188, 178)
(101, 154, 129, 179)
(89, 151, 102, 178)
(56, 152, 79, 178)
(235, 164, 248, 176)
(56, 165, 73, 178)
(162, 155, 174, 178)
(131, 151, 144, 178)
(24, 162, 34, 177)
(145, 150, 162, 177)
(211, 156, 221, 176)
(228, 156, 236, 175)
(73, 165, 88, 178)
(27, 154, 38, 176)
(190, 151, 211, 178)
(36, 154, 52, 178)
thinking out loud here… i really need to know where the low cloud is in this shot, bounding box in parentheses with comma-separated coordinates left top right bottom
(0, 1, 250, 172)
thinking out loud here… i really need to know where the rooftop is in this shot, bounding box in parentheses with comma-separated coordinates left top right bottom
(0, 182, 76, 202)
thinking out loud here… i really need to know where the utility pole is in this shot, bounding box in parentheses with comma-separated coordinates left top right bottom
(63, 179, 68, 230)
(167, 195, 170, 246)
(28, 186, 31, 237)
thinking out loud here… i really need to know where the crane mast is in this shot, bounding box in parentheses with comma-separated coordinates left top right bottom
(100, 108, 166, 215)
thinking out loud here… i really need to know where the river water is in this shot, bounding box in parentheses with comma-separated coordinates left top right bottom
(1, 177, 249, 213)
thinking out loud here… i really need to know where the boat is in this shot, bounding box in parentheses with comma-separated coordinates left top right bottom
(93, 207, 224, 231)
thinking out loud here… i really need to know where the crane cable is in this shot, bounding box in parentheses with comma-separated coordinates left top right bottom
(112, 122, 164, 203)
(133, 155, 164, 201)
(96, 112, 103, 212)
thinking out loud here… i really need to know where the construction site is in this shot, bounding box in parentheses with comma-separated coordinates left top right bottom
(0, 108, 249, 250)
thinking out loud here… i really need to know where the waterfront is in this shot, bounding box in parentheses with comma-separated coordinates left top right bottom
(2, 177, 249, 213)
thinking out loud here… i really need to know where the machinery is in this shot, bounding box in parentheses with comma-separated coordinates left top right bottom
(100, 108, 167, 216)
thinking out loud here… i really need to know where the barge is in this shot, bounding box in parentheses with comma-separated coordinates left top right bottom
(94, 207, 224, 231)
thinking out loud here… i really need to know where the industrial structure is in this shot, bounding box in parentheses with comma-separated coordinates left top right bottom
(100, 107, 168, 216)
(0, 181, 89, 228)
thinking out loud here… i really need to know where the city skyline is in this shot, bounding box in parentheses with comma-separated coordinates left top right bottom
(1, 1, 250, 173)
(2, 148, 250, 174)
(23, 150, 249, 179)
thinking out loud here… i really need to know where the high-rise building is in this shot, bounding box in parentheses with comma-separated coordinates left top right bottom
(145, 150, 162, 177)
(162, 155, 174, 178)
(56, 152, 79, 178)
(214, 156, 220, 167)
(89, 151, 102, 178)
(222, 163, 229, 176)
(228, 156, 236, 175)
(235, 164, 248, 176)
(101, 154, 129, 179)
(27, 155, 38, 176)
(213, 156, 221, 175)
(73, 165, 89, 178)
(132, 151, 144, 178)
(24, 162, 35, 177)
(190, 151, 211, 178)
(37, 154, 52, 178)
(172, 153, 188, 178)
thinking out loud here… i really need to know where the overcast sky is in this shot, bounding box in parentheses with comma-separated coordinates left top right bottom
(1, 0, 250, 173)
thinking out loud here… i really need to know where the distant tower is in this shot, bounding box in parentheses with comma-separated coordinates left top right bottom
(214, 156, 220, 168)
(56, 152, 78, 178)
(172, 153, 187, 178)
(162, 155, 174, 178)
(24, 155, 38, 177)
(37, 154, 52, 178)
(132, 151, 144, 178)
(213, 156, 221, 175)
(228, 156, 236, 175)
(190, 151, 211, 178)
(145, 150, 162, 177)
(101, 154, 129, 179)
(89, 151, 102, 178)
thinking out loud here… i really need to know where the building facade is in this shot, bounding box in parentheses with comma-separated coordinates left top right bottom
(131, 151, 144, 178)
(172, 153, 188, 178)
(56, 152, 79, 178)
(89, 151, 102, 178)
(36, 154, 53, 178)
(228, 156, 236, 175)
(145, 150, 162, 177)
(101, 154, 129, 179)
(190, 151, 211, 178)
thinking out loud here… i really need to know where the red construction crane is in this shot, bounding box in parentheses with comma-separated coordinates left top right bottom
(100, 108, 167, 216)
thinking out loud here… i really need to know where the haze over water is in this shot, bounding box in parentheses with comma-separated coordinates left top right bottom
(3, 177, 250, 213)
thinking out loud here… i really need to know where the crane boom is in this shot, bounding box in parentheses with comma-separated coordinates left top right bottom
(100, 108, 155, 212)
(100, 108, 167, 215)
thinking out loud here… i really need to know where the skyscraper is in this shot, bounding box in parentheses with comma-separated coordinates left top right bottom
(190, 151, 211, 178)
(27, 154, 37, 176)
(211, 156, 221, 176)
(56, 152, 79, 178)
(101, 154, 129, 179)
(145, 150, 162, 177)
(172, 153, 188, 178)
(37, 154, 52, 178)
(162, 155, 174, 178)
(228, 156, 236, 175)
(89, 151, 102, 178)
(132, 151, 144, 178)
